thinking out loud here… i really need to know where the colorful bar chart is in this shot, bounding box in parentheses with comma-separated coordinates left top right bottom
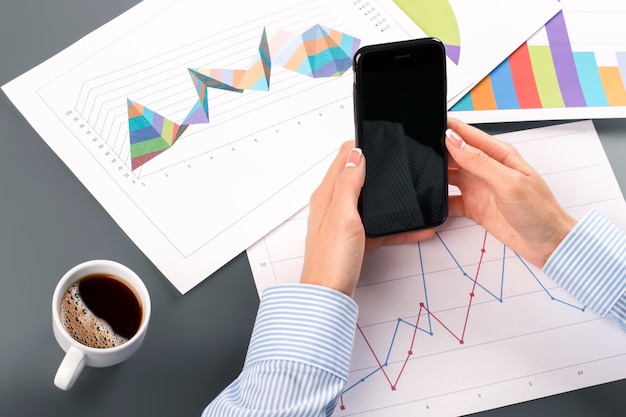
(451, 7, 626, 121)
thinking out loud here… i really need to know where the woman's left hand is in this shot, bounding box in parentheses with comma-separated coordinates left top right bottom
(300, 141, 435, 297)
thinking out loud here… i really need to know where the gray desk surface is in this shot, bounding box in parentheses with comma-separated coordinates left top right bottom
(0, 1, 624, 416)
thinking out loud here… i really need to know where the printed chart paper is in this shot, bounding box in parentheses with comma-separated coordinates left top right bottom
(247, 120, 626, 416)
(452, 0, 626, 122)
(3, 0, 560, 293)
(389, 0, 562, 105)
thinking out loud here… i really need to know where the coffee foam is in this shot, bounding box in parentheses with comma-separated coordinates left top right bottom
(60, 282, 129, 349)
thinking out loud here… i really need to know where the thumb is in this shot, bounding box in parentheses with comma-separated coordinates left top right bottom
(332, 147, 365, 211)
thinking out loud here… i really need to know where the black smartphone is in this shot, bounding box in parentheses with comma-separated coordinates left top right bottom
(353, 37, 448, 237)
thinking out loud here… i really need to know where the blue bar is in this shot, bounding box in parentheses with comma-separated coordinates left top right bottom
(450, 92, 474, 111)
(490, 59, 519, 109)
(573, 52, 608, 107)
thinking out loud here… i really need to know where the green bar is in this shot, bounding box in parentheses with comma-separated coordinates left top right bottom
(528, 45, 565, 108)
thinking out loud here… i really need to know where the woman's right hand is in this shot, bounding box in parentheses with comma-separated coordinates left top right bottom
(445, 118, 577, 267)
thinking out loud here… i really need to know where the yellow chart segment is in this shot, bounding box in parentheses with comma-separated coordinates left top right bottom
(393, 0, 460, 63)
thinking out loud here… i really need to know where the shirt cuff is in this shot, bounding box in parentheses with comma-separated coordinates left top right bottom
(606, 294, 626, 331)
(544, 209, 626, 317)
(244, 284, 359, 380)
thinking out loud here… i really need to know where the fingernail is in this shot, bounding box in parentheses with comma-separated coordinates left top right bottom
(446, 128, 466, 149)
(345, 147, 363, 167)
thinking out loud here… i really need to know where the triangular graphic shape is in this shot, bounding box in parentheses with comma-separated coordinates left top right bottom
(127, 99, 183, 169)
(182, 100, 209, 125)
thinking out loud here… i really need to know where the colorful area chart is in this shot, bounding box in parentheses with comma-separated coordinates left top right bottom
(127, 24, 360, 170)
(451, 10, 626, 113)
(392, 0, 461, 64)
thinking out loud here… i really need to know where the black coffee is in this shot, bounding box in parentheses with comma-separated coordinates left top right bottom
(60, 274, 142, 348)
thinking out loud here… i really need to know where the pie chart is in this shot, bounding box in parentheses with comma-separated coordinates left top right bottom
(393, 0, 461, 64)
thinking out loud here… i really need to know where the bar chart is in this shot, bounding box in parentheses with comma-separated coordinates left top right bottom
(451, 0, 626, 121)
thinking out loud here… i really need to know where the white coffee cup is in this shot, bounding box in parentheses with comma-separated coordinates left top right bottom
(51, 260, 151, 390)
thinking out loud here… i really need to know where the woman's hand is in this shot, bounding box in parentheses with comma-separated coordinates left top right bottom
(445, 118, 576, 267)
(300, 141, 435, 297)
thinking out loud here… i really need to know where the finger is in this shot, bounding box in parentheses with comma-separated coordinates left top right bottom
(310, 140, 355, 208)
(329, 147, 366, 214)
(447, 167, 461, 187)
(447, 152, 460, 170)
(447, 118, 531, 174)
(320, 140, 355, 191)
(447, 195, 466, 217)
(445, 127, 523, 186)
(448, 164, 479, 188)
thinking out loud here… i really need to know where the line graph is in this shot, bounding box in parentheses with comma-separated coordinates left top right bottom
(127, 24, 360, 169)
(337, 230, 586, 410)
(246, 121, 626, 416)
(68, 3, 370, 178)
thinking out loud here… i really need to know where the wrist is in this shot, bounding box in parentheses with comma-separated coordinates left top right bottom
(541, 211, 577, 266)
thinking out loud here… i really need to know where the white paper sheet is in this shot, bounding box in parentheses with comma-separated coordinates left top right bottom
(2, 0, 560, 293)
(247, 120, 626, 416)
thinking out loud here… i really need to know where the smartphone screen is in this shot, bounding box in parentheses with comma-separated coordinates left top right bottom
(353, 38, 448, 237)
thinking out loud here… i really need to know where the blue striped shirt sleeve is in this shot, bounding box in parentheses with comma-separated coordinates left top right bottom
(544, 209, 626, 330)
(201, 284, 359, 417)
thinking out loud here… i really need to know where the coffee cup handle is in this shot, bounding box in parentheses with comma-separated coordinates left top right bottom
(54, 346, 86, 390)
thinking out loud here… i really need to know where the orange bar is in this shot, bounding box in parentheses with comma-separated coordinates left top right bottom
(598, 67, 626, 106)
(470, 75, 497, 110)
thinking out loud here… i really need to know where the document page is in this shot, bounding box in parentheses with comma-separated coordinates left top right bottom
(3, 0, 559, 293)
(247, 120, 626, 416)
